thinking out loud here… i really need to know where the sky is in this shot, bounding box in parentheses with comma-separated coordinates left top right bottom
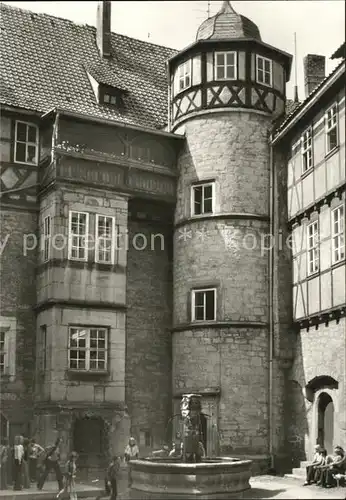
(4, 1, 345, 100)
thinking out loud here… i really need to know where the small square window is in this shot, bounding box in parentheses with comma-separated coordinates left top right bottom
(191, 182, 215, 216)
(214, 51, 237, 80)
(191, 288, 216, 322)
(256, 55, 272, 87)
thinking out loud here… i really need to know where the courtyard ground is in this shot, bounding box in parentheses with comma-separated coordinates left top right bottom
(0, 474, 344, 499)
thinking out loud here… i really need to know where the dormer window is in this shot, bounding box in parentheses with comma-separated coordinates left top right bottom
(103, 93, 117, 105)
(178, 61, 191, 91)
(256, 55, 272, 87)
(214, 51, 237, 80)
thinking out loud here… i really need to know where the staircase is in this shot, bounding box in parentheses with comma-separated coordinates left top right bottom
(284, 460, 309, 481)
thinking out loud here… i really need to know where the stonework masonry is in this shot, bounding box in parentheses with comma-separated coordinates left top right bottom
(0, 208, 38, 437)
(126, 215, 173, 452)
(287, 318, 346, 463)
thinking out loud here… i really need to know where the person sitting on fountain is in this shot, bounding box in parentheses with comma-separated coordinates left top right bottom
(152, 444, 170, 458)
(198, 441, 206, 459)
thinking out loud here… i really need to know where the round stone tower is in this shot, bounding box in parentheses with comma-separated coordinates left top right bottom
(168, 1, 292, 467)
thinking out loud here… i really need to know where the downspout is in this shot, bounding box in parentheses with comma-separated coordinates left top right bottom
(268, 134, 275, 471)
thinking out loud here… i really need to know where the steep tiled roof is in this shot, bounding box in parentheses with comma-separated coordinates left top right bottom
(273, 59, 345, 136)
(331, 42, 345, 60)
(0, 3, 177, 129)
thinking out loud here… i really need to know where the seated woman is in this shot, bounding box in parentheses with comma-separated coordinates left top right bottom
(318, 446, 345, 488)
(303, 444, 324, 485)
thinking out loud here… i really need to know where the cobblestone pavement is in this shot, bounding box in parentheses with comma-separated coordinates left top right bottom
(0, 475, 344, 499)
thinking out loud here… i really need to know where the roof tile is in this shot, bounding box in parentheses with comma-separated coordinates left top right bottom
(0, 2, 177, 129)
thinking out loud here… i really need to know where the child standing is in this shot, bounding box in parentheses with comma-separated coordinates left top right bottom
(57, 451, 78, 500)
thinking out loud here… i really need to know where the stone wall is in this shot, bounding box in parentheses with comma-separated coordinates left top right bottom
(287, 318, 346, 462)
(173, 327, 269, 456)
(0, 208, 38, 435)
(173, 111, 275, 466)
(126, 211, 173, 452)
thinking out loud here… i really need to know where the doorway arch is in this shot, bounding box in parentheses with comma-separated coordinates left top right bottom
(317, 392, 334, 453)
(73, 416, 107, 475)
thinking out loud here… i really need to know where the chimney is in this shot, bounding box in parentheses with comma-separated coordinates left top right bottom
(96, 1, 111, 58)
(303, 54, 325, 98)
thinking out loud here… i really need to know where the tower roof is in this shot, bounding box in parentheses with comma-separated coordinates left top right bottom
(196, 1, 261, 42)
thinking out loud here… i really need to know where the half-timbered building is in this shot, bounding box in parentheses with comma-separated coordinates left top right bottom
(0, 0, 344, 476)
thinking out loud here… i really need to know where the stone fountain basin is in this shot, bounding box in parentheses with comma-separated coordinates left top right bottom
(129, 456, 252, 499)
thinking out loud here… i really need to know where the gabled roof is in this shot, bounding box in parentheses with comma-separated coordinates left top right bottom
(0, 2, 177, 130)
(272, 59, 345, 142)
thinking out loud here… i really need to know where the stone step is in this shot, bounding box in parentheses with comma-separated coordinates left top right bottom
(285, 473, 306, 482)
(300, 461, 310, 468)
(292, 467, 306, 477)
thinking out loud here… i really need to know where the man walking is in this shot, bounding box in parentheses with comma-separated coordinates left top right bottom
(37, 437, 64, 492)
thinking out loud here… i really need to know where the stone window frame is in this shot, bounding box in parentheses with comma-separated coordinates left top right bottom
(191, 287, 217, 322)
(331, 204, 344, 264)
(68, 325, 109, 373)
(14, 120, 39, 166)
(178, 60, 192, 92)
(325, 103, 339, 155)
(190, 181, 215, 217)
(256, 54, 273, 87)
(301, 126, 313, 174)
(95, 214, 117, 265)
(306, 219, 320, 276)
(214, 51, 237, 81)
(0, 317, 16, 381)
(43, 215, 51, 262)
(68, 210, 90, 262)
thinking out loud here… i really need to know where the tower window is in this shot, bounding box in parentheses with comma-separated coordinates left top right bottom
(191, 288, 216, 322)
(331, 205, 344, 263)
(256, 55, 272, 87)
(191, 182, 215, 216)
(307, 220, 319, 275)
(325, 104, 338, 153)
(14, 121, 39, 165)
(178, 60, 192, 91)
(214, 51, 237, 80)
(301, 128, 313, 173)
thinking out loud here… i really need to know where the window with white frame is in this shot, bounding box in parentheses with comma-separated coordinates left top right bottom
(191, 288, 216, 321)
(43, 216, 51, 262)
(325, 104, 338, 153)
(95, 215, 116, 264)
(256, 55, 272, 86)
(307, 221, 319, 275)
(14, 121, 39, 165)
(178, 61, 191, 91)
(68, 327, 108, 371)
(332, 205, 344, 263)
(191, 182, 215, 216)
(214, 51, 237, 80)
(301, 128, 313, 173)
(0, 330, 6, 375)
(68, 211, 89, 261)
